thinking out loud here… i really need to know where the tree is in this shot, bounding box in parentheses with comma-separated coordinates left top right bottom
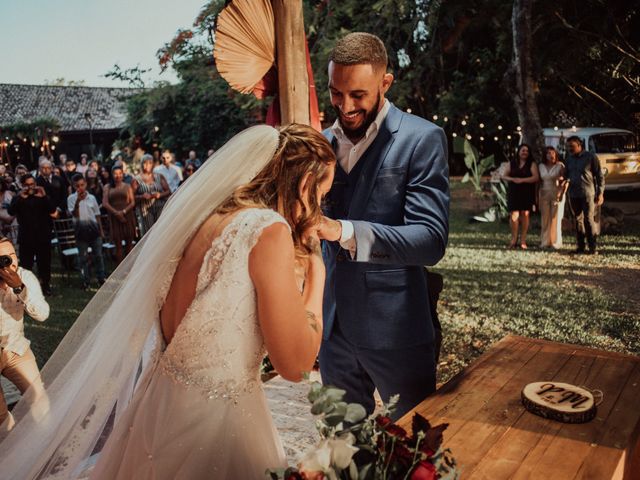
(509, 0, 545, 157)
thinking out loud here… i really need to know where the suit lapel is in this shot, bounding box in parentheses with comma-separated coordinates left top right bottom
(348, 104, 402, 219)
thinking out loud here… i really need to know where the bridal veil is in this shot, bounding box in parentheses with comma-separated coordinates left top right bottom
(0, 125, 280, 479)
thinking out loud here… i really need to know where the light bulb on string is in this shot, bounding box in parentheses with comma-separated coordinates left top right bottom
(461, 120, 467, 126)
(407, 108, 412, 113)
(480, 136, 485, 141)
(432, 115, 438, 121)
(497, 125, 503, 130)
(507, 135, 512, 140)
(479, 123, 485, 129)
(516, 126, 522, 132)
(554, 126, 559, 131)
(443, 116, 448, 122)
(452, 132, 458, 137)
(494, 136, 499, 141)
(465, 134, 472, 140)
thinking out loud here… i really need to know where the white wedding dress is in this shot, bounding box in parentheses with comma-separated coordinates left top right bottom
(0, 126, 288, 479)
(91, 208, 288, 479)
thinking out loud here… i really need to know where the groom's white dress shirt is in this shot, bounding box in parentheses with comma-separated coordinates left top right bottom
(329, 99, 391, 254)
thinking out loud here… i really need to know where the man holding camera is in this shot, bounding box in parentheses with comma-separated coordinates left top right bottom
(0, 236, 50, 431)
(8, 174, 57, 295)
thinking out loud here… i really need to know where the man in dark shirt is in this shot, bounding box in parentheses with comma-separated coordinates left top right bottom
(8, 174, 57, 295)
(565, 136, 605, 254)
(36, 158, 67, 217)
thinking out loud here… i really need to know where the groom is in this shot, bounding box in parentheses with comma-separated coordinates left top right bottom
(318, 32, 449, 419)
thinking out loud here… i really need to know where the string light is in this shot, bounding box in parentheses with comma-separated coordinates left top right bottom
(480, 136, 485, 141)
(452, 133, 458, 137)
(554, 126, 559, 131)
(516, 126, 522, 131)
(479, 123, 485, 129)
(407, 108, 412, 113)
(465, 134, 472, 140)
(432, 115, 438, 121)
(497, 125, 503, 130)
(461, 120, 467, 126)
(443, 116, 448, 122)
(571, 126, 577, 131)
(52, 135, 59, 143)
(494, 136, 499, 141)
(507, 135, 512, 140)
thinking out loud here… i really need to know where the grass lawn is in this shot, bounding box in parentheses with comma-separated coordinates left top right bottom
(24, 181, 640, 385)
(434, 181, 640, 383)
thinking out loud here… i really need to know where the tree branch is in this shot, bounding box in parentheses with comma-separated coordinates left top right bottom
(553, 11, 640, 64)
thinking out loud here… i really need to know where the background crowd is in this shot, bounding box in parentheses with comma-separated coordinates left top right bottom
(0, 146, 213, 294)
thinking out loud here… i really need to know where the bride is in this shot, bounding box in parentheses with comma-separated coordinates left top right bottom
(0, 124, 336, 479)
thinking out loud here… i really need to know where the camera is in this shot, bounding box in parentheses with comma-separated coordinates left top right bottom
(0, 255, 12, 268)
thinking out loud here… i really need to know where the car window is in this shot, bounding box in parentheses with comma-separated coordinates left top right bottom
(590, 133, 637, 154)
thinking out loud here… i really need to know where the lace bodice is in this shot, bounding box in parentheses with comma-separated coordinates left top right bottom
(159, 208, 289, 402)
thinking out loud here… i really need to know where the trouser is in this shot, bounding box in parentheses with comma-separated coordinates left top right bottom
(0, 347, 45, 431)
(19, 240, 52, 289)
(539, 190, 565, 248)
(319, 321, 436, 421)
(76, 236, 106, 283)
(569, 196, 597, 251)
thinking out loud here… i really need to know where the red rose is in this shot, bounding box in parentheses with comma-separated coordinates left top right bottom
(375, 415, 393, 428)
(410, 460, 437, 480)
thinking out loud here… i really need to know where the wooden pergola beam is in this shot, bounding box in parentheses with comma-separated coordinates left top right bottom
(272, 0, 310, 126)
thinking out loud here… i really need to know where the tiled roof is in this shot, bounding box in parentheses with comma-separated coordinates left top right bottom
(0, 83, 141, 132)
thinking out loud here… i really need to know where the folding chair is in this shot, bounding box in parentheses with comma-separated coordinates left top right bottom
(52, 218, 80, 280)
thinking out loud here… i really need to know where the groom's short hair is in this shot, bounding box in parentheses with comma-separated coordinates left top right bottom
(329, 32, 388, 72)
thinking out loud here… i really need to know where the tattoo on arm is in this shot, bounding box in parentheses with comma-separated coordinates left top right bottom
(306, 310, 319, 332)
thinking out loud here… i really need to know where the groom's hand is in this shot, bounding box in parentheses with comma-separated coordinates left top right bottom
(317, 216, 342, 242)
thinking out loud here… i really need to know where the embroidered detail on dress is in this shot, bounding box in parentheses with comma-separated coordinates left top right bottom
(158, 209, 289, 401)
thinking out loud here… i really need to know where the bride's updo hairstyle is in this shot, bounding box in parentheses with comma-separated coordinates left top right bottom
(217, 123, 335, 256)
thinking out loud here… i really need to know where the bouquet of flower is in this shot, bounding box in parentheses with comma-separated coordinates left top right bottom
(267, 382, 458, 480)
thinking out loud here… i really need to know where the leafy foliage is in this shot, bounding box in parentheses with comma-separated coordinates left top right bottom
(454, 137, 495, 193)
(268, 382, 458, 480)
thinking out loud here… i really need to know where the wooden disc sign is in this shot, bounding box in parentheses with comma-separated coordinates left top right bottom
(521, 382, 597, 423)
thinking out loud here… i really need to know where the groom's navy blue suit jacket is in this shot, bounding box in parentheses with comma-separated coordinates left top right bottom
(322, 103, 449, 350)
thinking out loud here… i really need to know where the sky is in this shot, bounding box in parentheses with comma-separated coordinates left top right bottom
(0, 0, 208, 88)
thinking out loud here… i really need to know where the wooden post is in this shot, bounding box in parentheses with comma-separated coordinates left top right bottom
(272, 0, 310, 126)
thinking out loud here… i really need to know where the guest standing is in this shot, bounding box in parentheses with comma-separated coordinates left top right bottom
(7, 175, 56, 295)
(539, 146, 567, 249)
(85, 168, 103, 209)
(564, 136, 605, 254)
(102, 166, 136, 263)
(68, 175, 106, 289)
(502, 144, 539, 249)
(154, 150, 183, 192)
(131, 154, 170, 236)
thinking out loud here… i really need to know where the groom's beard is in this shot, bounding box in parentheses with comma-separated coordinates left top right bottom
(334, 92, 381, 143)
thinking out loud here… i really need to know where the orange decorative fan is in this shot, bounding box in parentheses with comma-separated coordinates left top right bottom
(213, 0, 275, 94)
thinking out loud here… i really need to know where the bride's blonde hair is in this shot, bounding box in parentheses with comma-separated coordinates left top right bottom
(217, 123, 336, 256)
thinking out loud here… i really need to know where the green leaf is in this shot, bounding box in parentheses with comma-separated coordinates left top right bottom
(452, 137, 466, 154)
(461, 172, 470, 183)
(344, 403, 367, 423)
(358, 462, 374, 480)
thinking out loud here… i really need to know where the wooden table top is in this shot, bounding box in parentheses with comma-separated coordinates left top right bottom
(397, 335, 640, 480)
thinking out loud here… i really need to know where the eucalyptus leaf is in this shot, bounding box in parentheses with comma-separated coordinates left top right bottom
(344, 403, 367, 423)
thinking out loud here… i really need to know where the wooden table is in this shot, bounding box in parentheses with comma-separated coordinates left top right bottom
(397, 335, 640, 479)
